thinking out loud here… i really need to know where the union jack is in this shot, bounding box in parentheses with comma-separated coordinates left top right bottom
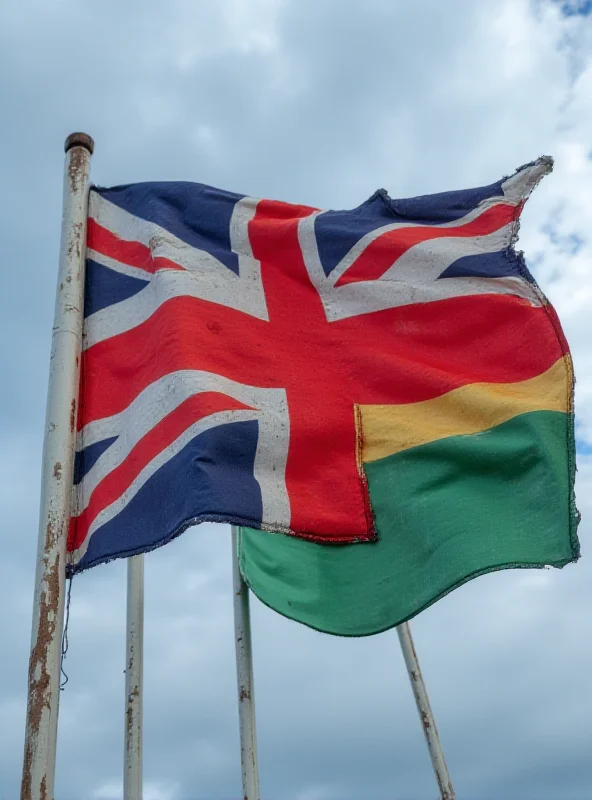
(68, 158, 551, 572)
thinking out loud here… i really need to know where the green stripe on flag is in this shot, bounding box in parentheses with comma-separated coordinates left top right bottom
(239, 410, 579, 637)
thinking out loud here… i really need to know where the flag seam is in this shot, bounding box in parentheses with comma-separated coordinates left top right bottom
(354, 404, 378, 543)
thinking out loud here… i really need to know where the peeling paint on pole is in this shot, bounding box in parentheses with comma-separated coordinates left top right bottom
(124, 555, 144, 800)
(397, 623, 455, 800)
(21, 134, 93, 800)
(232, 527, 260, 800)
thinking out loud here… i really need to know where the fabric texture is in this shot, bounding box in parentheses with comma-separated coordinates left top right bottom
(238, 158, 580, 635)
(239, 411, 577, 636)
(68, 157, 579, 586)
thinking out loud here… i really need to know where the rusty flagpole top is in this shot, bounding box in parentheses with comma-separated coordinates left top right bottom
(64, 131, 95, 154)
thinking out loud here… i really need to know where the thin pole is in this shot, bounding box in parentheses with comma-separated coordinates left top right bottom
(231, 526, 260, 800)
(124, 554, 144, 800)
(21, 132, 94, 800)
(397, 622, 455, 800)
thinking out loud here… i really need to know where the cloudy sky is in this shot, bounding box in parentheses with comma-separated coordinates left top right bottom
(1, 1, 591, 798)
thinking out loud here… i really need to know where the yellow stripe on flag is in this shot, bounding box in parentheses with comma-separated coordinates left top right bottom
(358, 356, 571, 463)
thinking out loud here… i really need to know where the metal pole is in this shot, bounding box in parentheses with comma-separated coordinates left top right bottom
(231, 526, 260, 800)
(397, 622, 455, 800)
(124, 554, 144, 800)
(21, 132, 93, 800)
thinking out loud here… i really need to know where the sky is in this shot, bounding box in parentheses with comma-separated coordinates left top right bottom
(0, 1, 591, 798)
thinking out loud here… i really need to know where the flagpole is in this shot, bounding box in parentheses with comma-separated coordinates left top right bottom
(231, 526, 260, 800)
(397, 622, 455, 800)
(21, 133, 93, 800)
(124, 554, 144, 800)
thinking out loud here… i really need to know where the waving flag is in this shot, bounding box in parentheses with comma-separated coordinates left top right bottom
(67, 157, 579, 583)
(239, 159, 580, 635)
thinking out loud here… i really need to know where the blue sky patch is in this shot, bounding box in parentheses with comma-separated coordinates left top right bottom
(555, 0, 592, 16)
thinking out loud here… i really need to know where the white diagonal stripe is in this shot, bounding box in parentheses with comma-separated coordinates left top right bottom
(70, 409, 256, 564)
(501, 159, 552, 204)
(71, 372, 290, 564)
(322, 276, 540, 322)
(325, 197, 520, 287)
(77, 371, 257, 512)
(298, 162, 550, 322)
(86, 248, 152, 281)
(85, 194, 269, 349)
(380, 224, 514, 282)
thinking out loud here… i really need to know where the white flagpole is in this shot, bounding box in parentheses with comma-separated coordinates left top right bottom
(397, 622, 455, 800)
(124, 554, 144, 800)
(231, 526, 260, 800)
(21, 133, 93, 800)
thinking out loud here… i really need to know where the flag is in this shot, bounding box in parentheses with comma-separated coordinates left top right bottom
(238, 158, 580, 635)
(68, 157, 579, 589)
